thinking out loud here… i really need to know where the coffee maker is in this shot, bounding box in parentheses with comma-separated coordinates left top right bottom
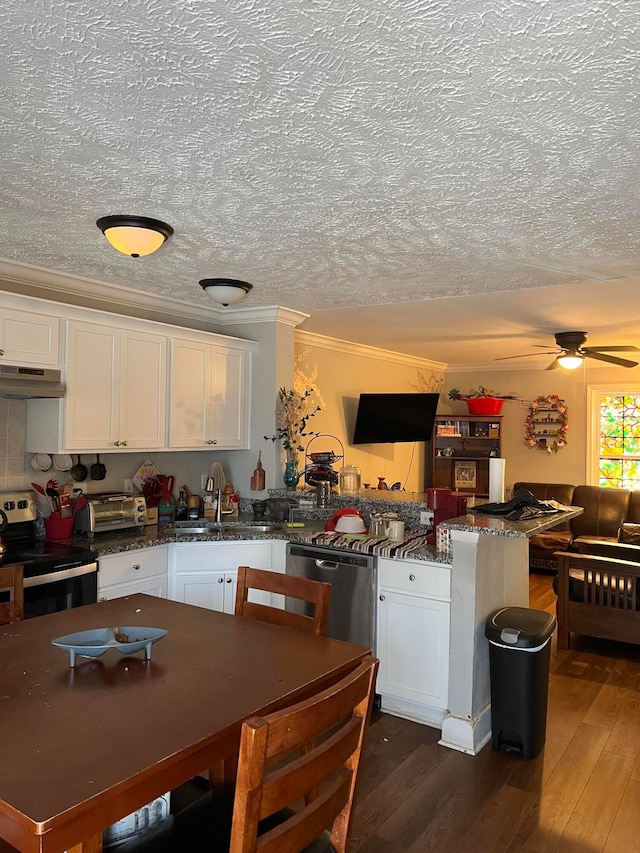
(425, 488, 469, 546)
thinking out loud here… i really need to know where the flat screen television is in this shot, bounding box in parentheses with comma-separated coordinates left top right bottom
(352, 393, 440, 444)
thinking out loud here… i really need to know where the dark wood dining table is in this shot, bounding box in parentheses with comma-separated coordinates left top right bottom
(0, 594, 369, 853)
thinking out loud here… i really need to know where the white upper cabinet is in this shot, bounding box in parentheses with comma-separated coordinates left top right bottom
(0, 307, 60, 366)
(169, 337, 248, 449)
(27, 320, 167, 453)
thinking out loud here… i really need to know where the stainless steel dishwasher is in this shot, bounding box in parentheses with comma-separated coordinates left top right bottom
(285, 543, 377, 650)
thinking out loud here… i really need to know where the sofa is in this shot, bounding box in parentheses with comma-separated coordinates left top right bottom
(513, 481, 640, 572)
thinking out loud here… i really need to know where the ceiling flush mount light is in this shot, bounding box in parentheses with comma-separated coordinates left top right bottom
(557, 351, 584, 370)
(199, 278, 253, 307)
(96, 215, 174, 258)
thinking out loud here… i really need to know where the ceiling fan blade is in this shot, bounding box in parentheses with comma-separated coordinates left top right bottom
(585, 352, 639, 368)
(583, 345, 640, 353)
(545, 358, 562, 370)
(495, 350, 558, 361)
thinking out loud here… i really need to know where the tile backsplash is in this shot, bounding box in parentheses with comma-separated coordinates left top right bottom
(0, 399, 26, 491)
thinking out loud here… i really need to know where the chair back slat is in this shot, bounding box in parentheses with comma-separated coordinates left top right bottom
(0, 565, 24, 624)
(235, 567, 331, 636)
(230, 656, 378, 853)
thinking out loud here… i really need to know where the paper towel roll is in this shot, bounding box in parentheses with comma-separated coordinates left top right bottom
(489, 457, 506, 503)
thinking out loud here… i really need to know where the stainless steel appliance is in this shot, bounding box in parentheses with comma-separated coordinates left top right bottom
(0, 364, 64, 398)
(74, 492, 146, 536)
(0, 490, 97, 618)
(285, 543, 377, 650)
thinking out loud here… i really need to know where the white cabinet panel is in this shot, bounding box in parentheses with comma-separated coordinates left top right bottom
(0, 308, 60, 366)
(98, 546, 169, 601)
(170, 541, 275, 613)
(169, 337, 248, 449)
(376, 557, 451, 722)
(27, 320, 167, 453)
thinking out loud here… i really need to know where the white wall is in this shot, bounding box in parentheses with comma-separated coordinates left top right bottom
(294, 332, 445, 492)
(443, 363, 640, 490)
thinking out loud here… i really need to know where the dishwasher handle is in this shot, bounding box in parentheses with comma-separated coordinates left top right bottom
(315, 559, 339, 570)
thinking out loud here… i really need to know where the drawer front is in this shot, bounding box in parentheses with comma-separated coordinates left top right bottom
(378, 558, 450, 599)
(99, 547, 169, 585)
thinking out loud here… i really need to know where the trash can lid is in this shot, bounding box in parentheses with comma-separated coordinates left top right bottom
(485, 606, 556, 648)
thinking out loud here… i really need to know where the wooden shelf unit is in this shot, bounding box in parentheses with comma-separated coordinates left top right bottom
(427, 415, 502, 497)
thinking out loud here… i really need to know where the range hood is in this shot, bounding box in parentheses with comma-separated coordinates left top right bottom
(0, 365, 64, 398)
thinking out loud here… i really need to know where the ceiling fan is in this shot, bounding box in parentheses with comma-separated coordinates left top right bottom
(496, 331, 640, 370)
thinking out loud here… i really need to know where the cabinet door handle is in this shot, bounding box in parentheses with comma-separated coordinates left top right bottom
(0, 350, 4, 356)
(132, 564, 140, 571)
(218, 577, 224, 583)
(409, 574, 416, 581)
(121, 440, 128, 447)
(379, 594, 385, 601)
(226, 577, 232, 583)
(114, 441, 121, 446)
(207, 439, 218, 445)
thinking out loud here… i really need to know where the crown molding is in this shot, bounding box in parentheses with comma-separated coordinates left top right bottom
(0, 258, 306, 331)
(297, 330, 447, 370)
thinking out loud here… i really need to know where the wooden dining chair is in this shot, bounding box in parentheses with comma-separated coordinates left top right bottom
(235, 566, 332, 637)
(114, 655, 379, 853)
(0, 565, 24, 624)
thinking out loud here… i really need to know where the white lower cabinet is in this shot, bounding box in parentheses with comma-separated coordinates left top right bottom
(98, 546, 169, 601)
(376, 557, 451, 728)
(169, 541, 281, 614)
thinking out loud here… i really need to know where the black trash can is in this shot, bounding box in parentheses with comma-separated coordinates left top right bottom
(485, 606, 556, 760)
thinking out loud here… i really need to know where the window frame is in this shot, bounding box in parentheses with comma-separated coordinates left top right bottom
(587, 383, 640, 487)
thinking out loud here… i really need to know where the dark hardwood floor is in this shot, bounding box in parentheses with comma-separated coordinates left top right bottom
(353, 572, 640, 852)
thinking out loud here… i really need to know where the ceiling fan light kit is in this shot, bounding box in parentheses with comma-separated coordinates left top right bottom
(199, 278, 253, 306)
(497, 331, 639, 370)
(96, 215, 174, 258)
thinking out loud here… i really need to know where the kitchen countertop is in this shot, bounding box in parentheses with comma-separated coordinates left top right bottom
(75, 507, 583, 566)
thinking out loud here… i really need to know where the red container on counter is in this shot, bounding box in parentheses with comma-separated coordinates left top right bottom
(44, 515, 74, 541)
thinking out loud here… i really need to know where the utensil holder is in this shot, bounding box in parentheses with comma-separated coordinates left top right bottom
(44, 516, 74, 541)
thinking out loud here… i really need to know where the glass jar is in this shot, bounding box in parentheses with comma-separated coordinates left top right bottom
(339, 465, 361, 495)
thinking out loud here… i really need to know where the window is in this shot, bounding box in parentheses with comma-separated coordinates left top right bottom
(588, 385, 640, 488)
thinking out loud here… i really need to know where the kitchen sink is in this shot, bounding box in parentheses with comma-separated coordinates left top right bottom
(163, 527, 220, 535)
(162, 523, 283, 536)
(221, 524, 282, 535)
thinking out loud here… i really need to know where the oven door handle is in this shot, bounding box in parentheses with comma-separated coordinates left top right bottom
(23, 562, 98, 588)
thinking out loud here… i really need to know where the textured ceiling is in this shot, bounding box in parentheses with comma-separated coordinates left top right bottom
(1, 0, 639, 365)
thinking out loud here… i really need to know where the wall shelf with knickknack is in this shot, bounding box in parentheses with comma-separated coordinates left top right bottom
(426, 416, 502, 497)
(525, 395, 568, 453)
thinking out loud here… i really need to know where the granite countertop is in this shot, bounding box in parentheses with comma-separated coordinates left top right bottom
(78, 516, 447, 564)
(445, 506, 584, 537)
(76, 506, 584, 565)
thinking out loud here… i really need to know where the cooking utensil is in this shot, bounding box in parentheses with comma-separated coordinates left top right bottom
(30, 453, 52, 472)
(46, 487, 59, 512)
(250, 451, 266, 491)
(91, 454, 106, 480)
(70, 455, 88, 481)
(31, 482, 47, 496)
(46, 478, 59, 491)
(52, 454, 73, 472)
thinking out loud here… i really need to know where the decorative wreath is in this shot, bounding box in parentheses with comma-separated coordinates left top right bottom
(524, 395, 568, 453)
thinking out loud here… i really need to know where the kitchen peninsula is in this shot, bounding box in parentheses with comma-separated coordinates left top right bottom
(86, 498, 582, 757)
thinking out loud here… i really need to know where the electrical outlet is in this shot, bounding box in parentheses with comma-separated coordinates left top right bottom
(124, 479, 134, 494)
(420, 510, 434, 526)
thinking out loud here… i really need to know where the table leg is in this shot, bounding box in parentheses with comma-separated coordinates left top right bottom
(68, 833, 102, 853)
(209, 757, 237, 804)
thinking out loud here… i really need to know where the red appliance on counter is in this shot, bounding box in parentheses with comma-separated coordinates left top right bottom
(425, 488, 469, 546)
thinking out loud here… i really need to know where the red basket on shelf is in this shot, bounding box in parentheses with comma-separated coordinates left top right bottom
(465, 397, 504, 416)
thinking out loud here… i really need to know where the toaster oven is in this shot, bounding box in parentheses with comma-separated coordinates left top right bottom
(74, 493, 147, 536)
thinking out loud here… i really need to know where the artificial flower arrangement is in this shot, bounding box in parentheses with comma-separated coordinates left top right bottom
(524, 394, 568, 453)
(448, 386, 518, 415)
(264, 353, 325, 462)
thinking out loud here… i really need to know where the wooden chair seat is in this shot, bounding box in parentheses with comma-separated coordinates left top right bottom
(235, 566, 332, 636)
(0, 565, 24, 625)
(113, 656, 379, 853)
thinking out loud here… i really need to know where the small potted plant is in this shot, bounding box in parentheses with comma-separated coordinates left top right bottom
(448, 386, 517, 416)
